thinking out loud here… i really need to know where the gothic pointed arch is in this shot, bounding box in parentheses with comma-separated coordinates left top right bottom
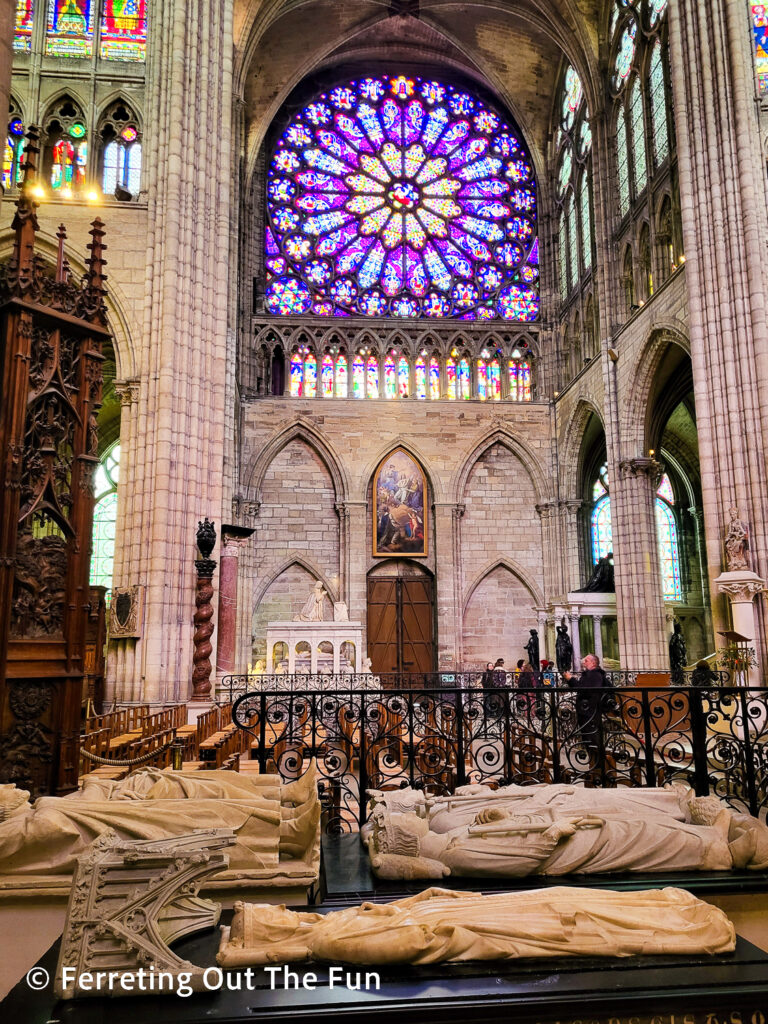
(560, 398, 605, 500)
(359, 437, 441, 503)
(453, 427, 550, 506)
(622, 325, 690, 453)
(245, 420, 349, 502)
(252, 555, 339, 609)
(463, 557, 545, 613)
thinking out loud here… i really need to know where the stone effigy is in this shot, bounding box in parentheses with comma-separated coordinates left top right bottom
(54, 833, 736, 997)
(0, 764, 321, 897)
(217, 886, 735, 967)
(363, 783, 768, 880)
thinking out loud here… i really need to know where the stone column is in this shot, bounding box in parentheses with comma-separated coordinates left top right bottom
(612, 457, 668, 669)
(345, 501, 368, 640)
(592, 615, 604, 662)
(215, 526, 254, 679)
(668, 1, 768, 663)
(569, 611, 582, 667)
(108, 1, 235, 702)
(434, 502, 463, 670)
(715, 572, 766, 685)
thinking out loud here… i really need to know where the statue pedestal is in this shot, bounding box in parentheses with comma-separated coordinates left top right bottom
(265, 620, 365, 673)
(714, 570, 766, 685)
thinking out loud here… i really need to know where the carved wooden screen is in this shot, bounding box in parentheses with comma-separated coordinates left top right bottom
(0, 131, 109, 795)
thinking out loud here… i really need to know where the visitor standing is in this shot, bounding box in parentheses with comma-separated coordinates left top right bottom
(563, 654, 612, 753)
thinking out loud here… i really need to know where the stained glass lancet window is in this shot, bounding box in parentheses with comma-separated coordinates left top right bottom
(46, 0, 96, 58)
(616, 114, 630, 217)
(90, 443, 120, 597)
(100, 0, 148, 62)
(753, 6, 768, 92)
(629, 78, 648, 195)
(14, 0, 34, 52)
(656, 473, 682, 600)
(3, 115, 25, 190)
(649, 42, 669, 165)
(590, 465, 612, 564)
(265, 73, 539, 321)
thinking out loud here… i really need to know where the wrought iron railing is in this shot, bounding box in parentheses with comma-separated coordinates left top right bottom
(231, 684, 767, 834)
(219, 669, 730, 702)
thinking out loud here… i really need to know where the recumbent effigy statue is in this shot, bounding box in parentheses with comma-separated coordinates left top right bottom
(0, 763, 321, 896)
(362, 782, 768, 880)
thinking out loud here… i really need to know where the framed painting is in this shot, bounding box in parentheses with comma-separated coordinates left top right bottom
(373, 449, 428, 557)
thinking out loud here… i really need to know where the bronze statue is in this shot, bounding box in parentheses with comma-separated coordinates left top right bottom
(669, 621, 687, 685)
(524, 629, 539, 671)
(577, 552, 615, 593)
(555, 620, 573, 674)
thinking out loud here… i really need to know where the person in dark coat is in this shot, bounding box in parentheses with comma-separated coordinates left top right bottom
(480, 661, 494, 690)
(690, 660, 720, 687)
(563, 654, 612, 752)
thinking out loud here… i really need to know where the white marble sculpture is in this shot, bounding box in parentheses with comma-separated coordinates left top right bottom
(364, 782, 768, 880)
(299, 581, 328, 621)
(0, 764, 321, 897)
(217, 886, 735, 967)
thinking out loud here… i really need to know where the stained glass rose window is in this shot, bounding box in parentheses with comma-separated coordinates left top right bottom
(265, 74, 539, 321)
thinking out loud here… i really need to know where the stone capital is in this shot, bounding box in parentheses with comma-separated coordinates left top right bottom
(232, 497, 261, 520)
(535, 501, 557, 520)
(618, 457, 663, 486)
(715, 570, 766, 604)
(114, 378, 140, 407)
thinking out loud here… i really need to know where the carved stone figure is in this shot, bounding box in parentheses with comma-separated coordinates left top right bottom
(298, 580, 328, 621)
(577, 553, 615, 593)
(364, 782, 768, 880)
(0, 765, 321, 893)
(362, 655, 373, 673)
(724, 507, 750, 571)
(333, 601, 349, 621)
(555, 620, 573, 674)
(217, 886, 735, 967)
(524, 629, 539, 670)
(669, 621, 687, 685)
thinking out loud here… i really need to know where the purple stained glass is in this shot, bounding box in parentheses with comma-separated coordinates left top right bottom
(266, 73, 538, 321)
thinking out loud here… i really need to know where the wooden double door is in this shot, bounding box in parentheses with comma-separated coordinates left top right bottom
(367, 576, 435, 674)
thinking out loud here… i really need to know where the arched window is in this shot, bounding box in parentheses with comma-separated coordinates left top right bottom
(397, 356, 409, 397)
(100, 0, 148, 62)
(335, 352, 348, 396)
(14, 1, 34, 52)
(488, 358, 502, 400)
(384, 353, 397, 399)
(415, 355, 427, 399)
(446, 358, 457, 399)
(46, 0, 96, 58)
(509, 349, 532, 402)
(567, 193, 579, 289)
(623, 246, 635, 310)
(43, 97, 88, 194)
(752, 3, 768, 92)
(429, 356, 440, 400)
(3, 107, 25, 191)
(559, 210, 569, 301)
(656, 474, 682, 600)
(351, 354, 365, 398)
(264, 72, 539, 322)
(321, 353, 334, 397)
(639, 223, 653, 300)
(458, 357, 471, 399)
(90, 443, 120, 598)
(590, 466, 613, 564)
(649, 41, 669, 166)
(304, 352, 317, 397)
(616, 113, 630, 218)
(629, 77, 648, 196)
(476, 358, 488, 400)
(579, 173, 593, 271)
(290, 350, 304, 396)
(99, 101, 142, 196)
(366, 354, 379, 399)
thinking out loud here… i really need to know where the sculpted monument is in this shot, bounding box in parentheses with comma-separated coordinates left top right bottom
(363, 782, 768, 880)
(0, 765, 321, 896)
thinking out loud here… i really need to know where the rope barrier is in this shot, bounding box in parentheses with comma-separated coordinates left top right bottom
(79, 741, 176, 768)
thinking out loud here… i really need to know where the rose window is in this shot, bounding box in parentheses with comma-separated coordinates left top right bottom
(265, 74, 539, 321)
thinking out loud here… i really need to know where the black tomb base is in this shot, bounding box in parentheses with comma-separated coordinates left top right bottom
(321, 833, 768, 903)
(4, 909, 768, 1024)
